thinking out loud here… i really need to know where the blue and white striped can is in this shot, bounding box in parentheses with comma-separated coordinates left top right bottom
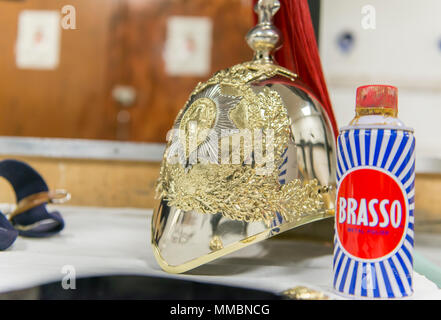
(333, 127, 415, 298)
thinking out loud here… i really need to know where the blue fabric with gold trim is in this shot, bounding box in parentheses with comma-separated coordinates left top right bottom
(0, 159, 65, 250)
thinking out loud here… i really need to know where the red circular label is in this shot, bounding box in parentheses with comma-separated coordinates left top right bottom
(336, 168, 407, 260)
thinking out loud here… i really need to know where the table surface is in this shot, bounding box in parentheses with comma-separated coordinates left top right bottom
(1, 205, 440, 300)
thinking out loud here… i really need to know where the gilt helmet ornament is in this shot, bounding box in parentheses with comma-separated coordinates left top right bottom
(152, 0, 337, 273)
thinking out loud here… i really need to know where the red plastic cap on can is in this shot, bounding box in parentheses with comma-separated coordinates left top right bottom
(356, 85, 398, 111)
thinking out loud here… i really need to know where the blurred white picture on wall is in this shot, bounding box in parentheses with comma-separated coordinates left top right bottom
(15, 10, 61, 70)
(163, 16, 213, 76)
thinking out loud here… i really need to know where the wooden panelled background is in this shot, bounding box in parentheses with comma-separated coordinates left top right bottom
(0, 0, 254, 142)
(0, 0, 118, 140)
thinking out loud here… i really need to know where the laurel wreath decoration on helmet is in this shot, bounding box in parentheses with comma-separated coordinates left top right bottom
(156, 62, 324, 225)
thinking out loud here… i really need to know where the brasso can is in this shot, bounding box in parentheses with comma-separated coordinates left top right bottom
(333, 85, 415, 298)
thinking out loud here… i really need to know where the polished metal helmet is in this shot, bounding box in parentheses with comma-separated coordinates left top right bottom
(152, 0, 336, 273)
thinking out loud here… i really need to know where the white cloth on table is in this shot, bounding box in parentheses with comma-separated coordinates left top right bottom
(0, 205, 440, 299)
